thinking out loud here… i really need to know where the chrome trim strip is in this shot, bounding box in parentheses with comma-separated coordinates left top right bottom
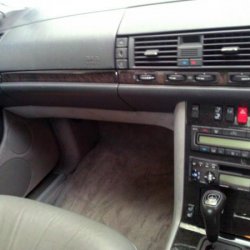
(233, 213, 250, 221)
(179, 222, 205, 235)
(233, 238, 250, 248)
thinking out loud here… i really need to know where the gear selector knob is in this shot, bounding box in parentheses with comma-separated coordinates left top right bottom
(200, 190, 226, 243)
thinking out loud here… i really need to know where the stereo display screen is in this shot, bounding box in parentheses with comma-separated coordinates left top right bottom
(198, 135, 250, 150)
(220, 174, 250, 189)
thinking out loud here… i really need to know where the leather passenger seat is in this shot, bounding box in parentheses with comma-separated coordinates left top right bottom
(0, 196, 136, 250)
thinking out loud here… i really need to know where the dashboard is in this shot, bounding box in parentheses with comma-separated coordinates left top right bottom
(0, 0, 250, 249)
(0, 0, 249, 112)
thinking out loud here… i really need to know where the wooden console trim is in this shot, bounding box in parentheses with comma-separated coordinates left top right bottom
(1, 70, 117, 83)
(3, 70, 250, 87)
(118, 70, 227, 86)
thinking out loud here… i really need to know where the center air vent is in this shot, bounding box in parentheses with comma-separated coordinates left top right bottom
(203, 30, 250, 67)
(133, 34, 178, 67)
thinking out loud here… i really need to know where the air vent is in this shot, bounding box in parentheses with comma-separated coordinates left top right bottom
(203, 30, 250, 67)
(133, 34, 178, 68)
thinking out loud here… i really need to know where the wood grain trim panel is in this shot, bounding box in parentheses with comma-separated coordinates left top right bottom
(2, 71, 117, 83)
(3, 70, 249, 87)
(118, 70, 227, 86)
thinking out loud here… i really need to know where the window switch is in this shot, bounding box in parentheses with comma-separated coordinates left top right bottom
(191, 105, 199, 119)
(225, 107, 235, 122)
(214, 106, 223, 121)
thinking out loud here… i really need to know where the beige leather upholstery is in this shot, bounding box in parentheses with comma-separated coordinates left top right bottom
(0, 196, 136, 250)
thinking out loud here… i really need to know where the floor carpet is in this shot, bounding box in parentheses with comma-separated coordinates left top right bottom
(52, 123, 174, 250)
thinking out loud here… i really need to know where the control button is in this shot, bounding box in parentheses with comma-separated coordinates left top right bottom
(233, 130, 246, 137)
(191, 160, 198, 167)
(204, 162, 210, 168)
(116, 59, 128, 69)
(187, 204, 195, 212)
(167, 74, 186, 81)
(211, 163, 218, 169)
(214, 106, 223, 121)
(195, 74, 215, 82)
(225, 149, 241, 157)
(191, 126, 199, 132)
(218, 148, 225, 155)
(186, 212, 193, 218)
(186, 204, 195, 218)
(200, 146, 210, 153)
(210, 147, 217, 154)
(223, 129, 246, 137)
(116, 37, 128, 47)
(225, 107, 235, 122)
(191, 105, 199, 119)
(204, 171, 216, 184)
(116, 48, 128, 59)
(191, 169, 200, 181)
(237, 106, 248, 125)
(241, 151, 250, 158)
(190, 59, 202, 66)
(178, 59, 189, 66)
(138, 74, 156, 81)
(197, 161, 205, 167)
(200, 127, 210, 134)
(231, 74, 250, 83)
(211, 128, 223, 135)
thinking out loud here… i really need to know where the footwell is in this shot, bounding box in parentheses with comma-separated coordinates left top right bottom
(52, 123, 174, 250)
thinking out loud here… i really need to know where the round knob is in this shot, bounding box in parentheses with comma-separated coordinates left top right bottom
(205, 171, 216, 184)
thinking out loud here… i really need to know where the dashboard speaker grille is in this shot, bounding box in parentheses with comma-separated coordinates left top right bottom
(133, 34, 178, 67)
(203, 30, 250, 66)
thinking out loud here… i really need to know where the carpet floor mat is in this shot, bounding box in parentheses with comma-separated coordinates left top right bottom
(53, 123, 174, 250)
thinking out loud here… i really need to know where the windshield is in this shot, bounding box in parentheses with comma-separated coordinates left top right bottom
(1, 0, 190, 8)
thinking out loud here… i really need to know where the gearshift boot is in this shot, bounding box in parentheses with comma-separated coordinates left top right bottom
(200, 190, 226, 243)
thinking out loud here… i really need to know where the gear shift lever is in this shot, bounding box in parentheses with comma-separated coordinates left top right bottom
(200, 190, 226, 243)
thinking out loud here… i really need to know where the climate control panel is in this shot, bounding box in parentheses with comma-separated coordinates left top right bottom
(190, 157, 219, 185)
(189, 157, 250, 192)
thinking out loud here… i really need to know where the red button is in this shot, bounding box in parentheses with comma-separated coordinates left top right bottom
(237, 107, 248, 124)
(190, 59, 197, 65)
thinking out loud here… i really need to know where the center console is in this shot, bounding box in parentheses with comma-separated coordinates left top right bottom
(171, 103, 250, 250)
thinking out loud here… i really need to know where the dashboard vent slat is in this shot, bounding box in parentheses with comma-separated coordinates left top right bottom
(133, 34, 178, 67)
(135, 39, 178, 45)
(204, 35, 250, 41)
(135, 44, 178, 49)
(203, 30, 250, 66)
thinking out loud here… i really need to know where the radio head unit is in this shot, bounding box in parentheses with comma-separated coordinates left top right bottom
(191, 126, 250, 158)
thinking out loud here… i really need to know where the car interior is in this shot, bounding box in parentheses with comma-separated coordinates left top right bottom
(0, 0, 249, 249)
